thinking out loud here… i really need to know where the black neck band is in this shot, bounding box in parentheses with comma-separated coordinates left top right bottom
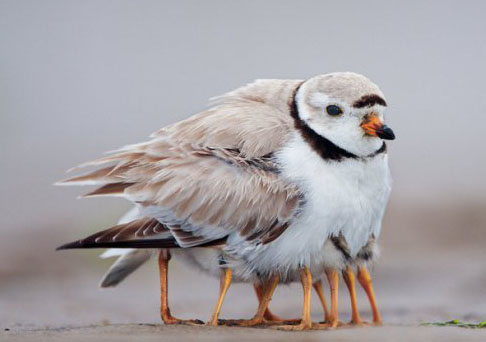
(289, 84, 385, 161)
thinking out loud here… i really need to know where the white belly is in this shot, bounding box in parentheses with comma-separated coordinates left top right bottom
(173, 248, 261, 283)
(228, 134, 392, 278)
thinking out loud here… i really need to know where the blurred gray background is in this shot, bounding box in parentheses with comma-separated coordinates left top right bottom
(1, 0, 485, 337)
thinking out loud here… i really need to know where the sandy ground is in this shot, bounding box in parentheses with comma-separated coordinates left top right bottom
(1, 202, 486, 341)
(3, 325, 486, 342)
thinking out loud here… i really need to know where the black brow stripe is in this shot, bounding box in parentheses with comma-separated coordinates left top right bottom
(352, 94, 387, 108)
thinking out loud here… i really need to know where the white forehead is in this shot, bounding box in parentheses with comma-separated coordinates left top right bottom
(301, 72, 386, 106)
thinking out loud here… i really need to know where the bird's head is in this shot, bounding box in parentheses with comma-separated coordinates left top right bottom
(296, 72, 395, 157)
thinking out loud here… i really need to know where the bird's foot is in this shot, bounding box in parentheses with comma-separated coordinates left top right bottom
(340, 319, 366, 327)
(312, 319, 339, 330)
(261, 318, 301, 326)
(218, 317, 265, 327)
(270, 320, 312, 331)
(262, 311, 283, 322)
(162, 315, 204, 326)
(372, 319, 383, 326)
(261, 308, 301, 325)
(344, 319, 383, 327)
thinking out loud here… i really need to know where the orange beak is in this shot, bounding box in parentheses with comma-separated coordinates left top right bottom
(361, 115, 395, 140)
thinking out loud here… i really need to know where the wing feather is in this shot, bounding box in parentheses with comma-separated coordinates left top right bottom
(58, 79, 304, 248)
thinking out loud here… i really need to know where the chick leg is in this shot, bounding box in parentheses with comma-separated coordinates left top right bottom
(207, 267, 232, 326)
(272, 266, 313, 331)
(314, 268, 339, 329)
(313, 279, 331, 323)
(253, 282, 301, 325)
(326, 268, 340, 328)
(357, 265, 382, 325)
(158, 250, 203, 325)
(254, 282, 283, 322)
(342, 265, 363, 325)
(223, 274, 279, 327)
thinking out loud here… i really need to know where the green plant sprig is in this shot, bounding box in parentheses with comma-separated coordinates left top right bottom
(421, 319, 486, 329)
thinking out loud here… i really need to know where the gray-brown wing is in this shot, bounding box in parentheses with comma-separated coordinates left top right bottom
(58, 80, 303, 247)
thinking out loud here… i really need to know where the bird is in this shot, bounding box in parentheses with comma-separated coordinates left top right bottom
(57, 72, 394, 330)
(98, 240, 376, 327)
(97, 208, 320, 326)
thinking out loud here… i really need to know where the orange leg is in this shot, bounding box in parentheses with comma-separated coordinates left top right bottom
(254, 283, 283, 322)
(272, 267, 313, 331)
(207, 268, 232, 326)
(357, 265, 382, 325)
(223, 275, 279, 327)
(158, 250, 203, 325)
(313, 279, 331, 323)
(326, 268, 340, 328)
(314, 268, 339, 329)
(342, 265, 363, 325)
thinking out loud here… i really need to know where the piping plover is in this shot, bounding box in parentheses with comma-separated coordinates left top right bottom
(58, 72, 394, 330)
(98, 208, 319, 326)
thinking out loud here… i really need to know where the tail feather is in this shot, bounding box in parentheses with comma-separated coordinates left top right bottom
(100, 249, 154, 287)
(56, 217, 178, 250)
(56, 217, 227, 250)
(56, 237, 180, 250)
(82, 182, 134, 198)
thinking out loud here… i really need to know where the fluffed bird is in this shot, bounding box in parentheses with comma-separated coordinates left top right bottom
(98, 208, 313, 326)
(57, 72, 394, 330)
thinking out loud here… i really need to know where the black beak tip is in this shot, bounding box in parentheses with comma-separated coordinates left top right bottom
(376, 126, 395, 140)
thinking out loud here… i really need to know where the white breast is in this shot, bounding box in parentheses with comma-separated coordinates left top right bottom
(280, 133, 391, 255)
(227, 133, 391, 278)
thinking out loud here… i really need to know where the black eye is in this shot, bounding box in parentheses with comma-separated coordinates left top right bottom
(326, 105, 343, 116)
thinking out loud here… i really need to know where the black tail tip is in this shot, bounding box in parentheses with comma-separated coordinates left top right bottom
(56, 240, 83, 251)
